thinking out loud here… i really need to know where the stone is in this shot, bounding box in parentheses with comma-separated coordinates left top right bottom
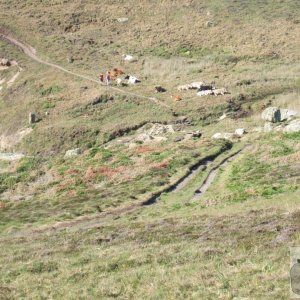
(29, 112, 36, 124)
(261, 107, 281, 123)
(264, 122, 274, 133)
(279, 109, 299, 121)
(283, 120, 300, 133)
(235, 128, 246, 136)
(212, 132, 234, 140)
(219, 113, 227, 120)
(117, 18, 129, 23)
(0, 58, 10, 66)
(65, 148, 82, 158)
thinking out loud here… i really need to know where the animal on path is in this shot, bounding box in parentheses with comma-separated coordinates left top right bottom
(109, 68, 125, 78)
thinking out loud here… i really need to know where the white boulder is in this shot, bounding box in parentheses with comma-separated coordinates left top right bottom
(65, 148, 82, 158)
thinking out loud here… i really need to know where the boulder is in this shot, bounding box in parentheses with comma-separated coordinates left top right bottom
(0, 58, 10, 66)
(65, 148, 82, 158)
(235, 128, 246, 136)
(279, 109, 299, 121)
(283, 120, 300, 133)
(261, 107, 281, 123)
(212, 132, 234, 140)
(29, 112, 36, 124)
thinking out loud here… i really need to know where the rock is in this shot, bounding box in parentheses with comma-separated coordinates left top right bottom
(261, 107, 281, 123)
(185, 130, 201, 139)
(29, 112, 36, 124)
(117, 18, 129, 23)
(65, 148, 82, 158)
(279, 109, 299, 121)
(219, 113, 227, 120)
(0, 58, 10, 66)
(235, 128, 246, 136)
(212, 132, 234, 140)
(264, 122, 274, 133)
(283, 120, 300, 133)
(212, 133, 223, 139)
(262, 107, 299, 123)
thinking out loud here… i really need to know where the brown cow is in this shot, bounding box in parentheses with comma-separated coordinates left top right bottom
(109, 68, 125, 78)
(171, 95, 182, 102)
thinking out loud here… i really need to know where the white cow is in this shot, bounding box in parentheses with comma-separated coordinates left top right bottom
(190, 82, 205, 89)
(212, 88, 229, 96)
(122, 54, 135, 61)
(197, 90, 214, 96)
(126, 75, 141, 84)
(177, 84, 193, 91)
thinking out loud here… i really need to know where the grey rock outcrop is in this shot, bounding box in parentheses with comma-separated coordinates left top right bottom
(65, 148, 82, 158)
(261, 107, 281, 123)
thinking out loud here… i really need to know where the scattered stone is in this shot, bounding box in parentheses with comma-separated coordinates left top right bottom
(219, 113, 227, 120)
(0, 153, 25, 161)
(261, 107, 281, 123)
(65, 148, 82, 158)
(0, 58, 10, 66)
(212, 132, 234, 140)
(117, 18, 129, 23)
(235, 128, 246, 136)
(29, 112, 36, 124)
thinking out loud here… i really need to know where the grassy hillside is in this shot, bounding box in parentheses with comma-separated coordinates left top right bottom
(0, 0, 300, 299)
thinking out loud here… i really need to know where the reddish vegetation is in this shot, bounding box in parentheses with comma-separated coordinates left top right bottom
(151, 161, 169, 170)
(0, 203, 5, 209)
(66, 169, 80, 175)
(84, 166, 127, 181)
(134, 146, 165, 154)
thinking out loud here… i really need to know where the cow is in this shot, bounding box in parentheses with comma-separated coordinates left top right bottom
(171, 95, 182, 101)
(155, 85, 166, 93)
(190, 82, 205, 89)
(198, 85, 214, 91)
(212, 88, 229, 96)
(125, 75, 141, 84)
(177, 84, 193, 91)
(197, 90, 214, 96)
(109, 68, 125, 78)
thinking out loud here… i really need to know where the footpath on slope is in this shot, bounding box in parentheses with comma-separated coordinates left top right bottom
(0, 31, 171, 110)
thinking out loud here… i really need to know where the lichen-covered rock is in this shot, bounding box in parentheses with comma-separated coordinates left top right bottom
(279, 109, 299, 121)
(65, 148, 82, 158)
(235, 128, 246, 136)
(261, 107, 281, 123)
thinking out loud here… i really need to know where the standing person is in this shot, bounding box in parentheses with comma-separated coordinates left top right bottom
(106, 71, 111, 85)
(99, 74, 104, 83)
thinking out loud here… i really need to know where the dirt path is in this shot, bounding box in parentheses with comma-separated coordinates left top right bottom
(192, 147, 247, 200)
(0, 32, 171, 110)
(0, 146, 250, 240)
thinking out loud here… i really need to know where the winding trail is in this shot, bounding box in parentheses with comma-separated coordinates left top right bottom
(0, 31, 170, 110)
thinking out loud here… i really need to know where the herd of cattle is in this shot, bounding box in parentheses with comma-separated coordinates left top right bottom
(103, 67, 229, 102)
